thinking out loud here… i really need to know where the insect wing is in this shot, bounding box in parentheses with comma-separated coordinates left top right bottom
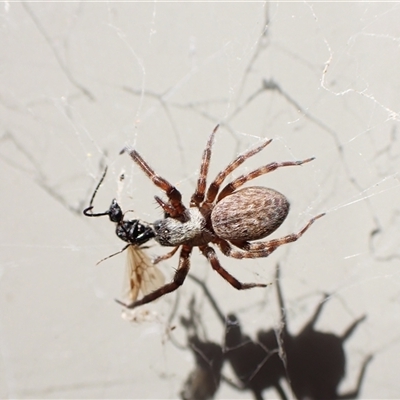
(123, 245, 165, 303)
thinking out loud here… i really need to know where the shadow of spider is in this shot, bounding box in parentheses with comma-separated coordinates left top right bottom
(187, 267, 372, 400)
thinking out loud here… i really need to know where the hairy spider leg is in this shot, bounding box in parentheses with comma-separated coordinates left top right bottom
(153, 245, 180, 265)
(199, 245, 267, 290)
(205, 138, 272, 204)
(153, 196, 177, 216)
(191, 124, 219, 207)
(215, 213, 325, 258)
(217, 158, 315, 202)
(116, 245, 193, 309)
(121, 147, 186, 218)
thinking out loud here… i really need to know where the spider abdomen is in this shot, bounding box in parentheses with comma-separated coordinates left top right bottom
(210, 186, 290, 241)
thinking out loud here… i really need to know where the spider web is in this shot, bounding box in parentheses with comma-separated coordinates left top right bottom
(0, 2, 399, 399)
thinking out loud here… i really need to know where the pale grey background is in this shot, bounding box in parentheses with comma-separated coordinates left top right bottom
(1, 2, 399, 399)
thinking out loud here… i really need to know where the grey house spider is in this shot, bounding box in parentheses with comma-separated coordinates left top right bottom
(117, 125, 324, 309)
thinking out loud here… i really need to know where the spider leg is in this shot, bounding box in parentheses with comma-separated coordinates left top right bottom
(121, 147, 186, 216)
(154, 195, 180, 217)
(217, 213, 324, 259)
(199, 245, 268, 290)
(153, 246, 180, 265)
(116, 245, 192, 309)
(205, 138, 272, 204)
(191, 124, 219, 207)
(217, 158, 315, 202)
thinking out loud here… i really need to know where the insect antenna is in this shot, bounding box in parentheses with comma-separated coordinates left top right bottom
(83, 166, 109, 217)
(95, 244, 130, 266)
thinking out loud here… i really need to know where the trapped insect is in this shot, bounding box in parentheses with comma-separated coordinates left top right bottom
(117, 125, 324, 309)
(83, 167, 164, 303)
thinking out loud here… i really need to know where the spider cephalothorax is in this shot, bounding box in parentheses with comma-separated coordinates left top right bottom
(154, 207, 213, 247)
(116, 125, 324, 309)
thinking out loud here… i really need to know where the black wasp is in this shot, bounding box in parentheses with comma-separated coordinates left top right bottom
(83, 167, 164, 304)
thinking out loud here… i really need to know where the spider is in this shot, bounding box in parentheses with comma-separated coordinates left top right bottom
(83, 167, 165, 303)
(116, 125, 324, 309)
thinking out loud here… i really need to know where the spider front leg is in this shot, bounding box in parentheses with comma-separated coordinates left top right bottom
(116, 245, 192, 309)
(121, 147, 186, 217)
(217, 213, 325, 259)
(191, 125, 219, 207)
(199, 245, 268, 290)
